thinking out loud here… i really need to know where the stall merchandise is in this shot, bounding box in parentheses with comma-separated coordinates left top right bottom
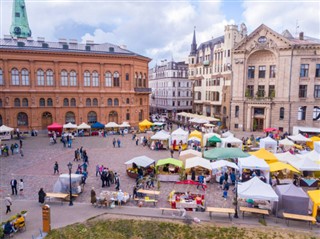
(307, 190, 320, 222)
(125, 156, 155, 179)
(238, 155, 270, 182)
(47, 122, 63, 137)
(171, 128, 189, 150)
(204, 148, 249, 160)
(63, 122, 78, 135)
(77, 122, 91, 136)
(156, 158, 182, 182)
(98, 190, 129, 206)
(150, 131, 171, 150)
(259, 136, 277, 153)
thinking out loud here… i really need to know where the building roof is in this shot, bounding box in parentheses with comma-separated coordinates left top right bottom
(197, 35, 224, 51)
(0, 36, 149, 59)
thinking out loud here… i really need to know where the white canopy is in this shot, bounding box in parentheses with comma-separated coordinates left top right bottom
(0, 125, 14, 132)
(119, 122, 131, 128)
(297, 150, 320, 162)
(288, 158, 320, 171)
(63, 122, 77, 129)
(77, 122, 91, 129)
(288, 133, 312, 142)
(185, 156, 212, 170)
(220, 135, 242, 148)
(278, 138, 294, 146)
(179, 149, 202, 158)
(151, 131, 171, 140)
(238, 155, 270, 182)
(211, 160, 239, 170)
(105, 122, 120, 128)
(171, 128, 189, 144)
(124, 156, 155, 168)
(221, 131, 234, 138)
(274, 152, 301, 163)
(189, 118, 209, 124)
(259, 136, 277, 153)
(238, 176, 279, 202)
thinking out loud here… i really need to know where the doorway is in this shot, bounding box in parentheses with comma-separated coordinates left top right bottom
(42, 112, 53, 129)
(253, 118, 264, 131)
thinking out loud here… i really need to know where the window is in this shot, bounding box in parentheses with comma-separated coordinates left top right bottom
(86, 98, 91, 106)
(316, 64, 320, 78)
(270, 65, 276, 78)
(173, 91, 175, 97)
(93, 98, 98, 106)
(257, 85, 265, 97)
(258, 66, 266, 78)
(46, 70, 54, 86)
(47, 98, 53, 106)
(21, 69, 29, 85)
(314, 85, 320, 98)
(105, 72, 112, 87)
(143, 74, 146, 87)
(65, 111, 75, 123)
(84, 71, 90, 86)
(113, 72, 120, 87)
(63, 98, 69, 106)
(87, 111, 97, 124)
(234, 124, 239, 129)
(248, 66, 255, 79)
(138, 73, 142, 87)
(39, 98, 45, 107)
(126, 113, 130, 120)
(279, 107, 284, 120)
(172, 101, 175, 106)
(223, 107, 227, 115)
(313, 106, 320, 121)
(247, 85, 254, 97)
(92, 71, 99, 86)
(114, 98, 119, 106)
(300, 64, 309, 77)
(298, 106, 307, 120)
(107, 98, 112, 106)
(11, 68, 19, 85)
(61, 70, 68, 86)
(70, 71, 77, 86)
(37, 69, 45, 85)
(22, 98, 28, 107)
(17, 112, 28, 126)
(299, 85, 307, 98)
(70, 98, 76, 106)
(126, 98, 130, 104)
(268, 85, 275, 98)
(126, 73, 129, 81)
(0, 68, 3, 85)
(0, 99, 2, 107)
(235, 106, 239, 117)
(14, 98, 21, 107)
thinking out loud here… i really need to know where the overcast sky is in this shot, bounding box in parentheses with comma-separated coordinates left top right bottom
(1, 0, 319, 66)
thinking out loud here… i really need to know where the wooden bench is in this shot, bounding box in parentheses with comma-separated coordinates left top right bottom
(46, 193, 77, 205)
(206, 207, 235, 221)
(283, 212, 316, 229)
(239, 206, 269, 219)
(160, 208, 183, 216)
(134, 197, 158, 206)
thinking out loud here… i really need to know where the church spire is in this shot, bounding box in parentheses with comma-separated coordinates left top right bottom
(10, 0, 32, 38)
(190, 26, 197, 56)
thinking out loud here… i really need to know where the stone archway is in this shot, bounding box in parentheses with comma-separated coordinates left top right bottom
(42, 112, 53, 129)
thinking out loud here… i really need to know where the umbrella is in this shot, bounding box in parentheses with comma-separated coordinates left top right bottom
(264, 128, 278, 133)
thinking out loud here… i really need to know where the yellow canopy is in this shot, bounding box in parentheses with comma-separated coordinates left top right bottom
(249, 148, 278, 163)
(268, 162, 300, 173)
(189, 130, 202, 139)
(306, 136, 320, 149)
(307, 190, 320, 220)
(293, 144, 303, 150)
(139, 119, 153, 131)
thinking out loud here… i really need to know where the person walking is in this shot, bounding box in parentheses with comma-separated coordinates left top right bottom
(170, 148, 174, 158)
(113, 138, 116, 148)
(117, 138, 121, 148)
(54, 161, 59, 175)
(115, 173, 120, 191)
(19, 139, 23, 148)
(10, 178, 17, 195)
(135, 138, 139, 146)
(10, 144, 14, 155)
(90, 187, 97, 206)
(20, 147, 24, 157)
(19, 179, 24, 196)
(5, 194, 12, 214)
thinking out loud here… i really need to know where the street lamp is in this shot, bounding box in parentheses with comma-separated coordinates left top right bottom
(67, 162, 73, 206)
(234, 175, 240, 218)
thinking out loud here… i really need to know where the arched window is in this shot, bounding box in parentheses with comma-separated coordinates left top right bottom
(135, 72, 138, 87)
(114, 98, 119, 106)
(17, 112, 28, 126)
(92, 71, 99, 86)
(39, 98, 45, 107)
(298, 106, 307, 120)
(46, 70, 54, 86)
(87, 111, 97, 124)
(63, 98, 69, 106)
(84, 71, 90, 86)
(125, 73, 129, 81)
(70, 98, 76, 106)
(65, 111, 75, 124)
(61, 70, 68, 86)
(279, 107, 285, 120)
(22, 98, 28, 107)
(0, 68, 3, 85)
(235, 106, 239, 117)
(14, 98, 21, 107)
(11, 68, 19, 85)
(143, 73, 147, 87)
(47, 98, 53, 106)
(70, 71, 77, 86)
(126, 98, 130, 104)
(105, 72, 112, 87)
(138, 73, 142, 87)
(113, 72, 120, 87)
(93, 98, 98, 106)
(37, 69, 45, 86)
(21, 69, 29, 85)
(86, 98, 92, 106)
(107, 98, 112, 106)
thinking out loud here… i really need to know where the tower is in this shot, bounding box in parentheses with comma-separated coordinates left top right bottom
(10, 0, 32, 38)
(190, 27, 197, 56)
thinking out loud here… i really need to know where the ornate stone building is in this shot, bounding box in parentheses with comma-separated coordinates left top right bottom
(230, 24, 320, 133)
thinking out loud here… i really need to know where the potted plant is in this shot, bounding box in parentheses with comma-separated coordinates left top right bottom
(20, 210, 27, 217)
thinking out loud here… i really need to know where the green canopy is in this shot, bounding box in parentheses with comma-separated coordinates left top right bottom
(208, 135, 221, 143)
(204, 148, 249, 160)
(156, 158, 183, 168)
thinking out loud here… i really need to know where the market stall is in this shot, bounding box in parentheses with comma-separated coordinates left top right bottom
(204, 148, 249, 160)
(91, 122, 105, 136)
(150, 130, 170, 150)
(0, 125, 14, 140)
(47, 122, 63, 137)
(53, 174, 83, 194)
(171, 128, 189, 150)
(307, 190, 320, 223)
(119, 122, 131, 134)
(77, 122, 91, 136)
(98, 190, 130, 207)
(238, 155, 270, 182)
(288, 158, 320, 187)
(306, 136, 320, 150)
(105, 122, 120, 135)
(156, 158, 183, 182)
(185, 156, 212, 180)
(139, 119, 153, 132)
(274, 151, 301, 164)
(63, 122, 78, 135)
(124, 155, 155, 179)
(288, 133, 312, 143)
(220, 135, 243, 148)
(259, 136, 277, 153)
(179, 149, 202, 165)
(250, 148, 278, 163)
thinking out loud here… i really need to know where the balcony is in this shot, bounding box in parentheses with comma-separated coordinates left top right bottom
(134, 87, 152, 94)
(203, 60, 210, 66)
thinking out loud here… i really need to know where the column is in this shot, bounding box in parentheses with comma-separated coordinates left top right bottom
(29, 60, 35, 89)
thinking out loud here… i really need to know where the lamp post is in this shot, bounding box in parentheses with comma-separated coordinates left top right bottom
(67, 162, 73, 206)
(234, 175, 240, 218)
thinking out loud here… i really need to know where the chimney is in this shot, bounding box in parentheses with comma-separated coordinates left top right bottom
(299, 32, 304, 40)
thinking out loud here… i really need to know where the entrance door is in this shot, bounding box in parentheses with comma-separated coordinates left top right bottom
(253, 118, 264, 131)
(42, 112, 53, 129)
